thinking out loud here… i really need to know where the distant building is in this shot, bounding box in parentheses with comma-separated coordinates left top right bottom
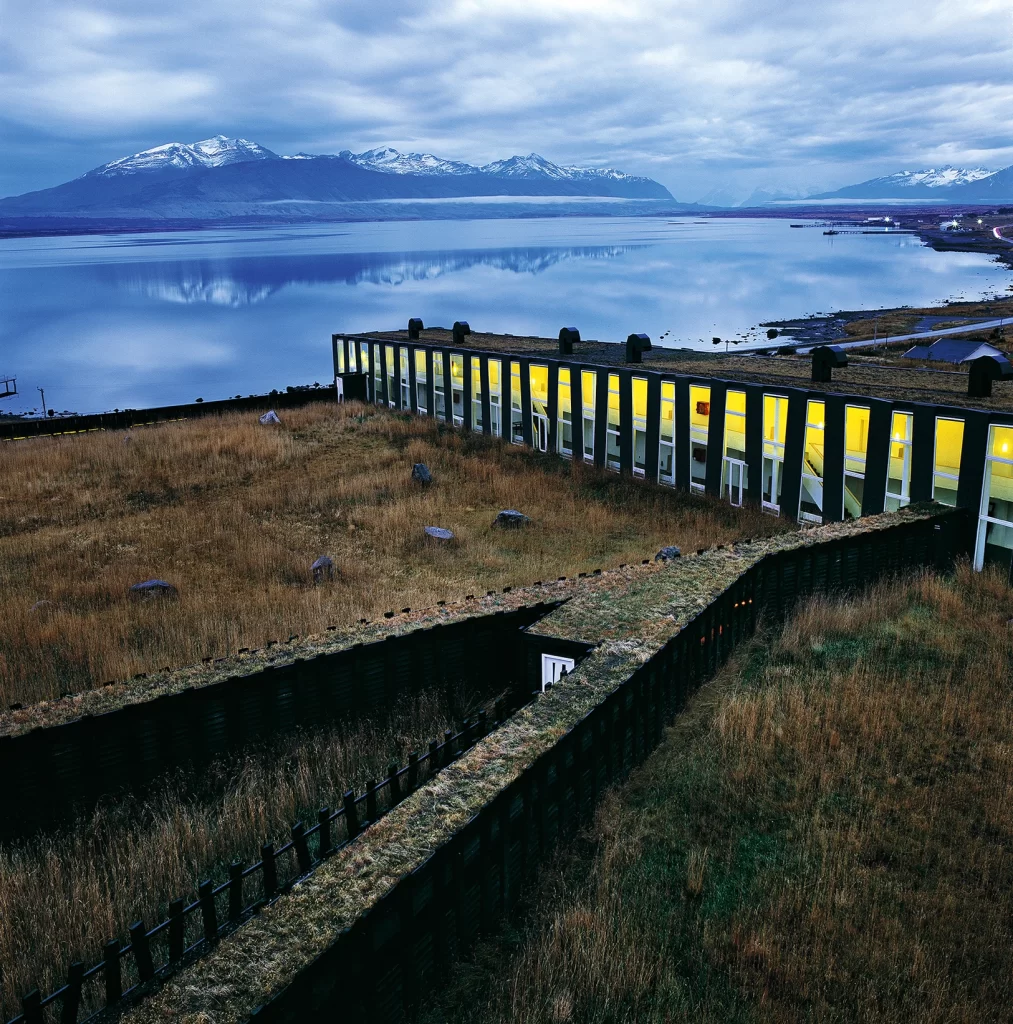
(901, 339, 1002, 364)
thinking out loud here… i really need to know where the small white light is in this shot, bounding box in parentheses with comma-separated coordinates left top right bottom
(1003, 443, 1009, 454)
(818, 422, 824, 429)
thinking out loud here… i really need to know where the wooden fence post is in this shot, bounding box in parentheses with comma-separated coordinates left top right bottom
(343, 791, 360, 840)
(129, 920, 155, 982)
(198, 880, 218, 944)
(261, 844, 278, 900)
(168, 898, 185, 961)
(388, 762, 402, 806)
(60, 962, 84, 1024)
(407, 751, 419, 794)
(291, 823, 311, 873)
(103, 939, 122, 1005)
(228, 863, 244, 922)
(317, 807, 332, 857)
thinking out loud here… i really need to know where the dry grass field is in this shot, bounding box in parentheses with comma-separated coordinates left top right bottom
(427, 564, 1013, 1024)
(0, 685, 480, 1020)
(0, 400, 786, 709)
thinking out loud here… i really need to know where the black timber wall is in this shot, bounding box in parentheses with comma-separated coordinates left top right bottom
(0, 605, 559, 841)
(247, 506, 970, 1024)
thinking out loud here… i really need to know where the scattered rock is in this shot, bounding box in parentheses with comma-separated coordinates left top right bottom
(259, 410, 282, 425)
(655, 546, 682, 562)
(412, 463, 433, 486)
(424, 526, 455, 541)
(493, 509, 531, 528)
(311, 555, 334, 584)
(129, 579, 178, 600)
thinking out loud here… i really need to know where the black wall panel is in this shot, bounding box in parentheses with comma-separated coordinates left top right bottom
(862, 400, 893, 515)
(646, 374, 662, 481)
(704, 384, 727, 497)
(822, 395, 847, 523)
(745, 385, 763, 507)
(779, 392, 808, 520)
(674, 378, 691, 491)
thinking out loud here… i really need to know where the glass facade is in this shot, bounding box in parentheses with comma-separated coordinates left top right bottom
(336, 342, 345, 373)
(433, 352, 446, 421)
(530, 365, 549, 451)
(489, 359, 502, 437)
(689, 384, 710, 493)
(606, 373, 621, 470)
(400, 348, 411, 408)
(450, 354, 464, 426)
(385, 346, 397, 408)
(722, 390, 747, 506)
(975, 425, 1013, 572)
(415, 350, 427, 414)
(471, 356, 483, 432)
(372, 343, 383, 403)
(799, 400, 826, 523)
(762, 394, 788, 512)
(633, 377, 648, 476)
(359, 342, 369, 381)
(659, 381, 675, 484)
(885, 410, 913, 512)
(933, 417, 963, 505)
(582, 370, 596, 462)
(558, 368, 573, 456)
(510, 361, 523, 444)
(844, 404, 869, 519)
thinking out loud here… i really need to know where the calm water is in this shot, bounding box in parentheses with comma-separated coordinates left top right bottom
(1, 217, 1009, 415)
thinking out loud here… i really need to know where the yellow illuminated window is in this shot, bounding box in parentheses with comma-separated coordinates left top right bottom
(763, 395, 788, 451)
(933, 417, 963, 505)
(606, 373, 621, 468)
(510, 361, 522, 444)
(690, 384, 710, 491)
(632, 378, 648, 420)
(724, 390, 746, 457)
(659, 381, 676, 483)
(336, 342, 345, 373)
(530, 364, 549, 409)
(799, 400, 826, 522)
(450, 354, 464, 424)
(415, 350, 426, 377)
(886, 410, 913, 511)
(582, 370, 596, 461)
(558, 368, 573, 455)
(632, 377, 648, 474)
(975, 425, 1013, 570)
(488, 358, 501, 393)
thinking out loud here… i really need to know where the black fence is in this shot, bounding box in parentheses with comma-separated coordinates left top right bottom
(0, 385, 336, 442)
(246, 508, 969, 1023)
(0, 604, 559, 841)
(7, 700, 517, 1024)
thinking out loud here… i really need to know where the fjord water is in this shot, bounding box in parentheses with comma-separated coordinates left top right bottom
(1, 216, 1009, 415)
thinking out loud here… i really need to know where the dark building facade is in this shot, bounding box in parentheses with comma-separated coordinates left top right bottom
(333, 330, 1013, 575)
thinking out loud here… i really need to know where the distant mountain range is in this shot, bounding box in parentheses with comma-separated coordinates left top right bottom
(0, 136, 675, 225)
(700, 164, 1013, 206)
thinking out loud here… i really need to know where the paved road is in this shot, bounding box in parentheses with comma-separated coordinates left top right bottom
(795, 318, 1009, 355)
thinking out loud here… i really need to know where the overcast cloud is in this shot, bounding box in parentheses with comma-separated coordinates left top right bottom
(2, 0, 1012, 200)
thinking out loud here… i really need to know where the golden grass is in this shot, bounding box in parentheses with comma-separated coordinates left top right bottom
(0, 685, 479, 1020)
(428, 564, 1013, 1023)
(0, 400, 787, 709)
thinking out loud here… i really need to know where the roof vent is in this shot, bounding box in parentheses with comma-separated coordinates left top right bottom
(408, 317, 424, 339)
(453, 321, 471, 346)
(968, 354, 1013, 398)
(626, 333, 651, 363)
(558, 327, 580, 354)
(811, 345, 847, 382)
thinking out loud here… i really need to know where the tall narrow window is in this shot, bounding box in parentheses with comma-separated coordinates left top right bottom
(799, 400, 826, 523)
(659, 381, 675, 485)
(844, 404, 869, 518)
(348, 342, 358, 373)
(975, 425, 1013, 572)
(359, 342, 369, 382)
(558, 368, 573, 457)
(689, 384, 710, 493)
(372, 343, 383, 404)
(530, 365, 549, 451)
(762, 395, 788, 513)
(933, 417, 963, 505)
(433, 353, 446, 420)
(606, 373, 621, 471)
(450, 354, 464, 426)
(385, 346, 397, 408)
(471, 356, 484, 432)
(400, 348, 411, 409)
(632, 377, 648, 477)
(510, 361, 523, 443)
(581, 370, 596, 462)
(489, 359, 503, 437)
(415, 350, 428, 415)
(721, 390, 747, 506)
(336, 341, 346, 374)
(885, 410, 913, 512)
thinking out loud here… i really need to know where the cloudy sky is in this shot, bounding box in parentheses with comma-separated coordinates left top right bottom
(2, 0, 1012, 201)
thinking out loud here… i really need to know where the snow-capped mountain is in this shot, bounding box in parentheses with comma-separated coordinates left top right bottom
(814, 165, 1001, 200)
(85, 136, 278, 178)
(0, 137, 678, 226)
(342, 147, 476, 176)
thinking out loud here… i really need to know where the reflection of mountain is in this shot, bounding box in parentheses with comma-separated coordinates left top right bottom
(98, 245, 639, 306)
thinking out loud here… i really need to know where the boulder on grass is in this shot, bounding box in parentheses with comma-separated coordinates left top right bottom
(412, 463, 433, 486)
(493, 509, 530, 528)
(311, 555, 334, 584)
(259, 410, 282, 425)
(655, 546, 681, 562)
(424, 526, 454, 542)
(129, 579, 178, 600)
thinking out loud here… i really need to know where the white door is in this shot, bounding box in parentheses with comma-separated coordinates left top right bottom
(533, 414, 549, 452)
(725, 458, 745, 507)
(541, 654, 575, 691)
